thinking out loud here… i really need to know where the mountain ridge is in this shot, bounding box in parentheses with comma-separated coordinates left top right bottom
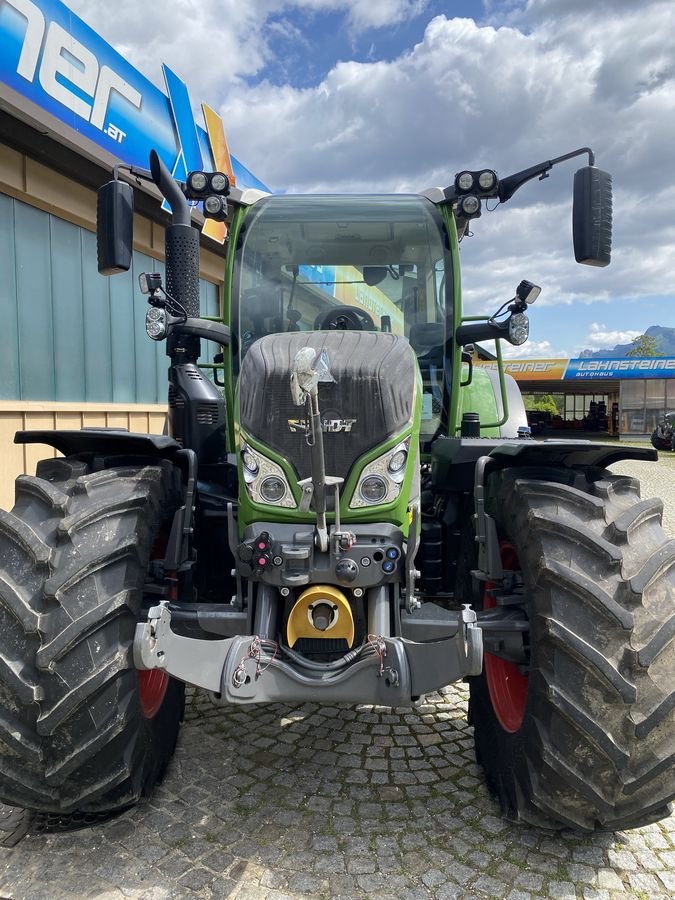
(578, 325, 675, 358)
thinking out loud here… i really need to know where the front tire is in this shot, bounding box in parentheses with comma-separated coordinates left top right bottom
(468, 466, 675, 831)
(0, 457, 184, 814)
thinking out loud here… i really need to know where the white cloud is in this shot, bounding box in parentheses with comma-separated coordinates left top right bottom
(501, 339, 569, 359)
(582, 323, 642, 349)
(62, 0, 429, 95)
(343, 0, 428, 30)
(62, 0, 675, 328)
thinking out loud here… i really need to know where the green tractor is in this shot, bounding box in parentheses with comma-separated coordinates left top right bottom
(0, 145, 673, 834)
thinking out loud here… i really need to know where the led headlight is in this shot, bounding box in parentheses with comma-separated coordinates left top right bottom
(351, 438, 412, 508)
(508, 312, 530, 346)
(145, 306, 167, 340)
(360, 475, 387, 504)
(240, 443, 296, 508)
(388, 446, 408, 475)
(260, 475, 287, 503)
(242, 447, 259, 479)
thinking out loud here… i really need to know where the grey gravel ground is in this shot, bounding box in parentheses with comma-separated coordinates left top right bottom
(1, 452, 674, 900)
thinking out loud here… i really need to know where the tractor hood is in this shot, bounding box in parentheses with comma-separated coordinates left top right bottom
(238, 331, 417, 482)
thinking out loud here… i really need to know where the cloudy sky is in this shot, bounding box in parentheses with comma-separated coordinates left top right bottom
(65, 0, 675, 358)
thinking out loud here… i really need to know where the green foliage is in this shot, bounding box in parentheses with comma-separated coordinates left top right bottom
(626, 334, 660, 357)
(522, 393, 561, 415)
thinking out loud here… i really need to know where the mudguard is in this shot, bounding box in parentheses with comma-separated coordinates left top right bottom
(15, 428, 181, 460)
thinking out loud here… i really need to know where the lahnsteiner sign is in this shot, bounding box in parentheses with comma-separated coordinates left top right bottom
(0, 0, 269, 241)
(476, 357, 675, 381)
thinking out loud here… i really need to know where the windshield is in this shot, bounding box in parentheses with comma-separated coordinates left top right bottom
(233, 194, 453, 437)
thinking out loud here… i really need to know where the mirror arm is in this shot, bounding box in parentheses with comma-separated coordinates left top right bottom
(112, 163, 153, 185)
(455, 319, 509, 346)
(498, 147, 596, 203)
(169, 317, 231, 346)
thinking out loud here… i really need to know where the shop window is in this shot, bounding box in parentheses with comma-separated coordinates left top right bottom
(645, 380, 667, 433)
(667, 379, 675, 411)
(621, 381, 646, 434)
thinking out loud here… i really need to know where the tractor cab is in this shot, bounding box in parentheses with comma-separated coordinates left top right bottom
(231, 194, 454, 444)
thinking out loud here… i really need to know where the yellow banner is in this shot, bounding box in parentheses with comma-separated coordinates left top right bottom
(475, 359, 569, 381)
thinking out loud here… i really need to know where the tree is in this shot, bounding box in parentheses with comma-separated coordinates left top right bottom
(522, 393, 559, 416)
(627, 334, 660, 358)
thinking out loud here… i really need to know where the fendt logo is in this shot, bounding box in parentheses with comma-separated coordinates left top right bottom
(288, 418, 358, 434)
(5, 0, 141, 143)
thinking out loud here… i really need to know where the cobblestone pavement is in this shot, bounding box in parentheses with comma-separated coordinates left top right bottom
(1, 455, 675, 900)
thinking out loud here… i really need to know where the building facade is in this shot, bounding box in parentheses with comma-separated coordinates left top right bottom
(476, 356, 675, 438)
(0, 0, 267, 507)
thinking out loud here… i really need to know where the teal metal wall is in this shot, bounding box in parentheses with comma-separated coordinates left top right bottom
(0, 194, 219, 404)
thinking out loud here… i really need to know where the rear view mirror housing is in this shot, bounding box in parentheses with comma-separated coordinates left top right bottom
(97, 179, 134, 275)
(573, 166, 612, 267)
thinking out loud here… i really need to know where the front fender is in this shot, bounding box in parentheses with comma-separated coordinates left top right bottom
(15, 428, 181, 461)
(487, 439, 656, 469)
(431, 436, 656, 494)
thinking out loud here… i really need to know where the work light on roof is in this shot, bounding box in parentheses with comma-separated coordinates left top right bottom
(210, 172, 230, 194)
(203, 194, 228, 222)
(187, 171, 208, 194)
(459, 195, 481, 217)
(478, 169, 497, 191)
(456, 171, 474, 192)
(185, 171, 230, 201)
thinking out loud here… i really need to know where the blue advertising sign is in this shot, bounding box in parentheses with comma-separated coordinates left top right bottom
(0, 0, 268, 192)
(299, 265, 337, 291)
(563, 358, 675, 380)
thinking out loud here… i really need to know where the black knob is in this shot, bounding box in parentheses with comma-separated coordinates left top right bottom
(335, 559, 358, 583)
(238, 545, 253, 562)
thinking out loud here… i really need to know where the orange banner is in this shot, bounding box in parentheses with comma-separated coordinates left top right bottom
(475, 359, 569, 381)
(201, 103, 235, 244)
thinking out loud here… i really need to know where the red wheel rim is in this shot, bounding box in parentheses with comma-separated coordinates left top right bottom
(138, 528, 172, 719)
(138, 669, 169, 719)
(483, 541, 528, 734)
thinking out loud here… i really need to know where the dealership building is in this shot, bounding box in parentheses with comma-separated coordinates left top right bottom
(0, 0, 267, 507)
(477, 356, 675, 438)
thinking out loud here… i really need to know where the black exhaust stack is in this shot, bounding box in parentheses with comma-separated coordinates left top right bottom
(148, 151, 227, 464)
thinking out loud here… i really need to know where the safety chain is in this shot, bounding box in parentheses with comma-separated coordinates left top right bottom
(366, 634, 387, 677)
(232, 635, 278, 687)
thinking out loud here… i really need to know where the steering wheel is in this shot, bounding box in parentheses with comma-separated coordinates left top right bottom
(317, 306, 375, 331)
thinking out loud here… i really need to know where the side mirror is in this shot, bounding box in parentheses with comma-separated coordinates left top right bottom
(97, 180, 134, 275)
(573, 166, 612, 267)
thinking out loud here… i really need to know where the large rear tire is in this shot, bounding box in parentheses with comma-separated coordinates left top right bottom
(0, 457, 184, 814)
(467, 466, 675, 831)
